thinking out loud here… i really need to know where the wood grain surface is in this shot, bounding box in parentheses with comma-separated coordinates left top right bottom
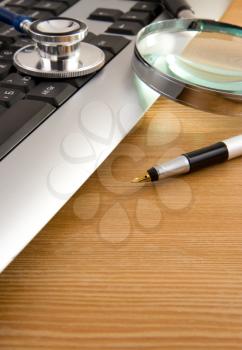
(1, 1, 242, 349)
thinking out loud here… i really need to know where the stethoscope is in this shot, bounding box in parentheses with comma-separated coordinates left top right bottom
(0, 7, 105, 78)
(1, 2, 242, 116)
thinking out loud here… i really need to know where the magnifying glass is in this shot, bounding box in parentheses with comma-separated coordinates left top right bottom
(0, 7, 105, 78)
(132, 0, 242, 116)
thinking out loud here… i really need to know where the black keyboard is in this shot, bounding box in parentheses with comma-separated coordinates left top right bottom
(0, 0, 164, 161)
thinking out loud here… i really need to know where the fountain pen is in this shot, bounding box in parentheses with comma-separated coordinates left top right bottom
(132, 135, 242, 183)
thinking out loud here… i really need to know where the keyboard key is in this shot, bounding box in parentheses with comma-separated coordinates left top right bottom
(138, 0, 161, 2)
(131, 2, 162, 16)
(0, 62, 13, 80)
(12, 36, 33, 49)
(0, 25, 20, 43)
(0, 105, 7, 115)
(83, 32, 97, 44)
(4, 5, 25, 13)
(89, 8, 123, 22)
(90, 34, 130, 55)
(0, 48, 16, 63)
(0, 100, 55, 159)
(120, 11, 151, 26)
(103, 50, 114, 64)
(0, 41, 5, 50)
(48, 0, 78, 5)
(27, 82, 76, 107)
(60, 0, 79, 5)
(7, 0, 35, 8)
(0, 87, 24, 107)
(1, 73, 36, 92)
(25, 9, 53, 20)
(106, 21, 142, 36)
(67, 73, 96, 88)
(33, 1, 67, 15)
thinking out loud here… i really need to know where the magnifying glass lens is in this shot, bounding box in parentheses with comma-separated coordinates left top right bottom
(137, 20, 242, 92)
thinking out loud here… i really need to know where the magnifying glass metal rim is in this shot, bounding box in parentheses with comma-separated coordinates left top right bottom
(132, 18, 242, 115)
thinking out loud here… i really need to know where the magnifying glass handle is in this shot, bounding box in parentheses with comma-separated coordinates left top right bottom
(162, 0, 194, 18)
(0, 7, 32, 32)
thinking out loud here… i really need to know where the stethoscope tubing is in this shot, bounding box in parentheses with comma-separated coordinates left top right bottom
(0, 7, 31, 32)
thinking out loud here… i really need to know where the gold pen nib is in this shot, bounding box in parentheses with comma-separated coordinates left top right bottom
(131, 173, 151, 183)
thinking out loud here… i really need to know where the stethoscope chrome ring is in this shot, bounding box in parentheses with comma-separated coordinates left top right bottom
(27, 17, 88, 44)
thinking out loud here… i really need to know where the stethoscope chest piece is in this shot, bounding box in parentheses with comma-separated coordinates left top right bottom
(14, 17, 105, 78)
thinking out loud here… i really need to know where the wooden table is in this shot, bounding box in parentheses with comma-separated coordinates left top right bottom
(1, 2, 242, 349)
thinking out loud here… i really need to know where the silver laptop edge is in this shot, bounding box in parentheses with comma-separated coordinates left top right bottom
(0, 0, 232, 272)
